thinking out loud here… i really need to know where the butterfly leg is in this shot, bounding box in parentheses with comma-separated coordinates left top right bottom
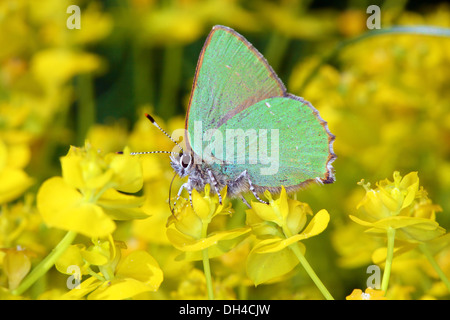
(173, 182, 193, 209)
(172, 183, 186, 210)
(240, 195, 251, 209)
(207, 169, 222, 204)
(235, 170, 269, 205)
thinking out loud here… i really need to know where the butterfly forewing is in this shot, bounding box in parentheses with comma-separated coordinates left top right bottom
(185, 25, 286, 155)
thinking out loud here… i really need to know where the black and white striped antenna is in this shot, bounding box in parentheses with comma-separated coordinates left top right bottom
(117, 113, 183, 155)
(143, 113, 184, 153)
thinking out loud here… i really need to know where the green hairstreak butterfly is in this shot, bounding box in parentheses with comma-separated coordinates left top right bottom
(130, 25, 336, 209)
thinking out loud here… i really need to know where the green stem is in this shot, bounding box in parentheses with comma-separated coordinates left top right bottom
(158, 44, 183, 119)
(419, 243, 450, 292)
(87, 268, 106, 282)
(300, 25, 450, 92)
(76, 73, 96, 146)
(201, 222, 214, 300)
(282, 225, 333, 300)
(238, 283, 248, 300)
(12, 230, 77, 296)
(289, 243, 334, 300)
(381, 227, 396, 293)
(132, 39, 154, 107)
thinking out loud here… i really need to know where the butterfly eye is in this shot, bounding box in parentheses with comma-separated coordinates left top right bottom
(180, 154, 191, 168)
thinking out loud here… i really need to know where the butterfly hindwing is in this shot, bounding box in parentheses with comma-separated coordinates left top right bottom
(212, 95, 335, 189)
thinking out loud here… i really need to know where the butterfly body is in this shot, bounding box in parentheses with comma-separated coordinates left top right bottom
(170, 151, 250, 200)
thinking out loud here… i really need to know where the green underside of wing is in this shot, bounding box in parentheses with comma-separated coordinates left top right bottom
(189, 97, 332, 188)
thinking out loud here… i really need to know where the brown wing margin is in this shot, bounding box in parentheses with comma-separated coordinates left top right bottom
(285, 94, 336, 187)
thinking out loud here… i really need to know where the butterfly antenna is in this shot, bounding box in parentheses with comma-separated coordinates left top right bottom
(116, 150, 175, 155)
(132, 150, 174, 156)
(145, 113, 184, 152)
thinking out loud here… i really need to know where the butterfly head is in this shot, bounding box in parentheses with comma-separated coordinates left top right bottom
(170, 150, 194, 178)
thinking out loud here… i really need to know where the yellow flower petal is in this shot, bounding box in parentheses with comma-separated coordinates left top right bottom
(346, 288, 387, 300)
(191, 187, 212, 221)
(55, 244, 88, 275)
(87, 278, 155, 300)
(346, 289, 363, 300)
(249, 237, 304, 254)
(0, 168, 34, 204)
(298, 209, 330, 239)
(357, 189, 391, 220)
(250, 200, 283, 226)
(285, 200, 312, 235)
(108, 153, 143, 193)
(349, 214, 374, 227)
(172, 204, 203, 239)
(37, 177, 116, 237)
(245, 208, 281, 237)
(399, 171, 419, 190)
(81, 248, 109, 266)
(167, 227, 251, 252)
(251, 187, 289, 227)
(115, 251, 163, 291)
(60, 150, 85, 190)
(96, 189, 148, 220)
(3, 249, 31, 290)
(60, 276, 102, 300)
(246, 240, 305, 286)
(31, 49, 102, 86)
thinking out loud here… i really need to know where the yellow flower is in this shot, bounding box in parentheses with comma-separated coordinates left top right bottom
(31, 49, 103, 88)
(260, 2, 335, 40)
(166, 185, 250, 261)
(0, 197, 47, 258)
(143, 8, 203, 45)
(69, 2, 113, 45)
(0, 139, 34, 204)
(358, 171, 420, 218)
(86, 123, 128, 155)
(346, 288, 387, 300)
(171, 268, 236, 300)
(61, 144, 143, 194)
(37, 143, 147, 238)
(350, 171, 446, 243)
(58, 239, 163, 300)
(246, 187, 330, 285)
(0, 246, 36, 291)
(331, 223, 382, 269)
(170, 268, 209, 300)
(337, 10, 367, 37)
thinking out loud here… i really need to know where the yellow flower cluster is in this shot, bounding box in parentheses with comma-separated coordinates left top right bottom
(351, 171, 445, 243)
(38, 144, 147, 238)
(57, 238, 163, 300)
(0, 0, 449, 300)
